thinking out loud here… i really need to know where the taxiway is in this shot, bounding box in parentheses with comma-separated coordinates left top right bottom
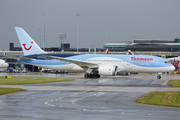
(0, 73, 180, 120)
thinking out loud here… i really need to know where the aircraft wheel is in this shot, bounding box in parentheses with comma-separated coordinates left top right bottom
(96, 74, 100, 78)
(85, 74, 100, 78)
(94, 74, 98, 78)
(98, 74, 101, 78)
(84, 74, 89, 78)
(157, 75, 161, 79)
(89, 74, 93, 78)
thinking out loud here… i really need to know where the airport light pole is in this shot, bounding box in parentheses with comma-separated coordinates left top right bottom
(42, 12, 47, 51)
(39, 29, 42, 48)
(107, 37, 111, 42)
(92, 34, 95, 49)
(76, 14, 81, 53)
(92, 34, 95, 54)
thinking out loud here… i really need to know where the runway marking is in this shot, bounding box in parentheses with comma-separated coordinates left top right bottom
(44, 79, 131, 111)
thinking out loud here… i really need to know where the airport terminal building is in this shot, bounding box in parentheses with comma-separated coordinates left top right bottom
(103, 38, 180, 52)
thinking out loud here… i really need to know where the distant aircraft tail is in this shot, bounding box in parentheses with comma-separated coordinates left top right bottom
(15, 27, 45, 56)
(127, 50, 134, 55)
(104, 49, 109, 54)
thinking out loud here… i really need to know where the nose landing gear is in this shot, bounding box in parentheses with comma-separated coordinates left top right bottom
(157, 72, 162, 79)
(157, 75, 161, 79)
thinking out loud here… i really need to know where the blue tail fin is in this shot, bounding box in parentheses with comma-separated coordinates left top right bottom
(15, 27, 45, 56)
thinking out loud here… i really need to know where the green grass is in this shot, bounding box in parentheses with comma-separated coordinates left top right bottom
(167, 79, 180, 87)
(136, 91, 180, 107)
(0, 87, 26, 95)
(0, 76, 73, 85)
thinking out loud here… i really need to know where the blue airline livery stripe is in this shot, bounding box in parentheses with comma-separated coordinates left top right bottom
(23, 53, 79, 60)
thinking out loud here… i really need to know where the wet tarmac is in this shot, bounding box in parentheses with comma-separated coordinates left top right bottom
(0, 72, 180, 120)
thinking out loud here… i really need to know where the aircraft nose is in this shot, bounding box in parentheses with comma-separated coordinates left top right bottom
(171, 65, 175, 71)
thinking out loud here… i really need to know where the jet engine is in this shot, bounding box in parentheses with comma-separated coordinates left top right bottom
(98, 65, 117, 76)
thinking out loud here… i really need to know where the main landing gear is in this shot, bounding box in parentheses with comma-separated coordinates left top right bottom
(84, 73, 100, 78)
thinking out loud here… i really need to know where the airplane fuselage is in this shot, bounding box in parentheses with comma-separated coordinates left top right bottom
(18, 54, 174, 73)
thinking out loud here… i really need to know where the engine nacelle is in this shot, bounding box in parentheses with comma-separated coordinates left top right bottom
(98, 65, 117, 76)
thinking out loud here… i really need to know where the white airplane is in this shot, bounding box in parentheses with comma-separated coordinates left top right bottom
(0, 59, 9, 69)
(14, 27, 175, 79)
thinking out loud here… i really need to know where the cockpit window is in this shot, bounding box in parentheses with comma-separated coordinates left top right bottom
(164, 61, 171, 64)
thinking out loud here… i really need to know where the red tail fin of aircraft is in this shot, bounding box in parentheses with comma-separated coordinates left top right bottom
(104, 49, 109, 54)
(127, 50, 134, 55)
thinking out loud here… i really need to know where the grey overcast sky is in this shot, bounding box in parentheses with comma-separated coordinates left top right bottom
(0, 0, 180, 51)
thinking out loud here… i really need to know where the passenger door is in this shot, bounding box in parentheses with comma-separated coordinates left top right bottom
(153, 59, 158, 66)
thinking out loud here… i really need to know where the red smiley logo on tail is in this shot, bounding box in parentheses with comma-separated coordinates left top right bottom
(22, 41, 33, 51)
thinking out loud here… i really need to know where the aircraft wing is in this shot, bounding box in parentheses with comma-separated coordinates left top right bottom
(36, 54, 99, 68)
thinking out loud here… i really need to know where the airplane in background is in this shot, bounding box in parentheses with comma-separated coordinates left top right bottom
(14, 27, 175, 79)
(104, 49, 109, 54)
(104, 49, 132, 55)
(127, 50, 134, 55)
(0, 59, 9, 69)
(167, 57, 180, 61)
(166, 57, 180, 70)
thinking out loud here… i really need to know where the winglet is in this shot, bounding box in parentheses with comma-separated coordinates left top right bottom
(15, 27, 45, 56)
